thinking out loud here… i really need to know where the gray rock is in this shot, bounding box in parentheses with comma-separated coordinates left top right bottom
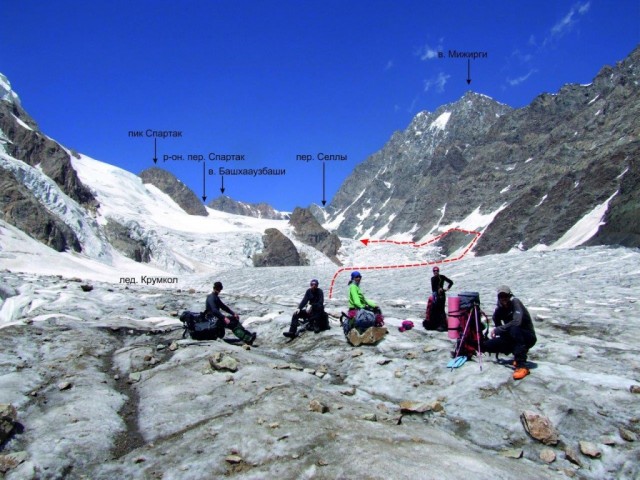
(0, 451, 28, 474)
(208, 352, 239, 372)
(565, 446, 582, 467)
(289, 207, 342, 264)
(252, 228, 304, 267)
(0, 403, 17, 443)
(579, 440, 601, 459)
(619, 427, 637, 442)
(501, 448, 523, 459)
(540, 448, 556, 463)
(309, 399, 329, 413)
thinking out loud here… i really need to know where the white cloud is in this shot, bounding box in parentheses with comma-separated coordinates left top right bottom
(507, 69, 537, 86)
(423, 72, 450, 93)
(545, 1, 591, 45)
(418, 40, 443, 61)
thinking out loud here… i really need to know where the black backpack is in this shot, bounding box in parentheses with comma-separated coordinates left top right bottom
(179, 311, 225, 340)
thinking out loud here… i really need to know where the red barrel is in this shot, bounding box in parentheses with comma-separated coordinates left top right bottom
(447, 296, 460, 339)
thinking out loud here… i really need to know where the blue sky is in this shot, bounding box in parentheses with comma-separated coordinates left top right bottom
(3, 0, 639, 212)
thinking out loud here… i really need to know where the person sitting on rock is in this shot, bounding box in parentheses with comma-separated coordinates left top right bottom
(344, 271, 383, 331)
(205, 281, 256, 345)
(431, 266, 453, 332)
(483, 285, 537, 380)
(284, 279, 327, 338)
(348, 271, 377, 311)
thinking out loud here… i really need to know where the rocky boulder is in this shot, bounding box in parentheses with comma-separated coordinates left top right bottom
(289, 207, 342, 264)
(252, 228, 305, 266)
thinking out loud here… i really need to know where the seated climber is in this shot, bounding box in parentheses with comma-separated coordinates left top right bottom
(205, 281, 256, 345)
(283, 279, 328, 338)
(342, 271, 383, 333)
(483, 285, 537, 380)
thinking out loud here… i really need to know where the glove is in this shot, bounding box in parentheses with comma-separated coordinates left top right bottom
(295, 309, 300, 315)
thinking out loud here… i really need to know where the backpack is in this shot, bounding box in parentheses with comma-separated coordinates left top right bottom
(449, 292, 488, 359)
(179, 311, 225, 340)
(341, 307, 384, 335)
(423, 295, 438, 330)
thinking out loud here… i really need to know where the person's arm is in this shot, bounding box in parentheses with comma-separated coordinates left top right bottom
(217, 297, 236, 318)
(492, 307, 506, 334)
(206, 296, 226, 321)
(316, 289, 325, 308)
(444, 275, 453, 290)
(298, 290, 311, 310)
(506, 298, 526, 329)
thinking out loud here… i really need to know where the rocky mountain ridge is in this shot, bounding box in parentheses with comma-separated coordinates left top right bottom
(208, 195, 290, 220)
(139, 167, 208, 217)
(323, 45, 640, 254)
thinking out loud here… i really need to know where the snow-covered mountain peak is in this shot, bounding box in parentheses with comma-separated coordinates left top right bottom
(0, 73, 21, 106)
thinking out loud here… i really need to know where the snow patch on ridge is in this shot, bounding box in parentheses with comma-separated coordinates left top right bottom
(436, 203, 507, 234)
(429, 111, 451, 131)
(550, 191, 618, 249)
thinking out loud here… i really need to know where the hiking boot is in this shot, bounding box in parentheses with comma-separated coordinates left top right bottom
(246, 332, 257, 345)
(513, 366, 530, 380)
(313, 324, 320, 334)
(283, 332, 297, 339)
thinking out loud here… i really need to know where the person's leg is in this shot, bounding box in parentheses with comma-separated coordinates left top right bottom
(228, 316, 256, 344)
(511, 327, 537, 366)
(510, 326, 536, 380)
(284, 311, 301, 338)
(483, 334, 515, 356)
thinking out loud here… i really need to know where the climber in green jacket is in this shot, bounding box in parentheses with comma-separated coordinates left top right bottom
(348, 271, 377, 310)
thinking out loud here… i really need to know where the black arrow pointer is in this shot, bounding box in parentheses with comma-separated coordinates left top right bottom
(467, 59, 472, 85)
(220, 175, 225, 194)
(201, 162, 207, 202)
(322, 162, 326, 206)
(153, 138, 158, 164)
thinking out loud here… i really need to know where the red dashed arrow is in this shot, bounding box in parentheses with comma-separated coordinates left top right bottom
(329, 228, 481, 298)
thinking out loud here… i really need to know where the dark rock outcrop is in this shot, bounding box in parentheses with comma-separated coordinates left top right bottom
(208, 195, 289, 220)
(586, 141, 640, 248)
(252, 228, 304, 267)
(103, 220, 152, 263)
(0, 87, 97, 209)
(139, 167, 208, 216)
(0, 168, 81, 252)
(0, 74, 95, 253)
(289, 207, 342, 264)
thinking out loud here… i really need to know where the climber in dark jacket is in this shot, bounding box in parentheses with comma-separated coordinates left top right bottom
(430, 266, 453, 331)
(283, 279, 327, 338)
(205, 281, 256, 345)
(483, 285, 537, 380)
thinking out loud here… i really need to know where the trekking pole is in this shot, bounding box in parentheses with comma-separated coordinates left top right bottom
(453, 309, 473, 359)
(474, 306, 483, 372)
